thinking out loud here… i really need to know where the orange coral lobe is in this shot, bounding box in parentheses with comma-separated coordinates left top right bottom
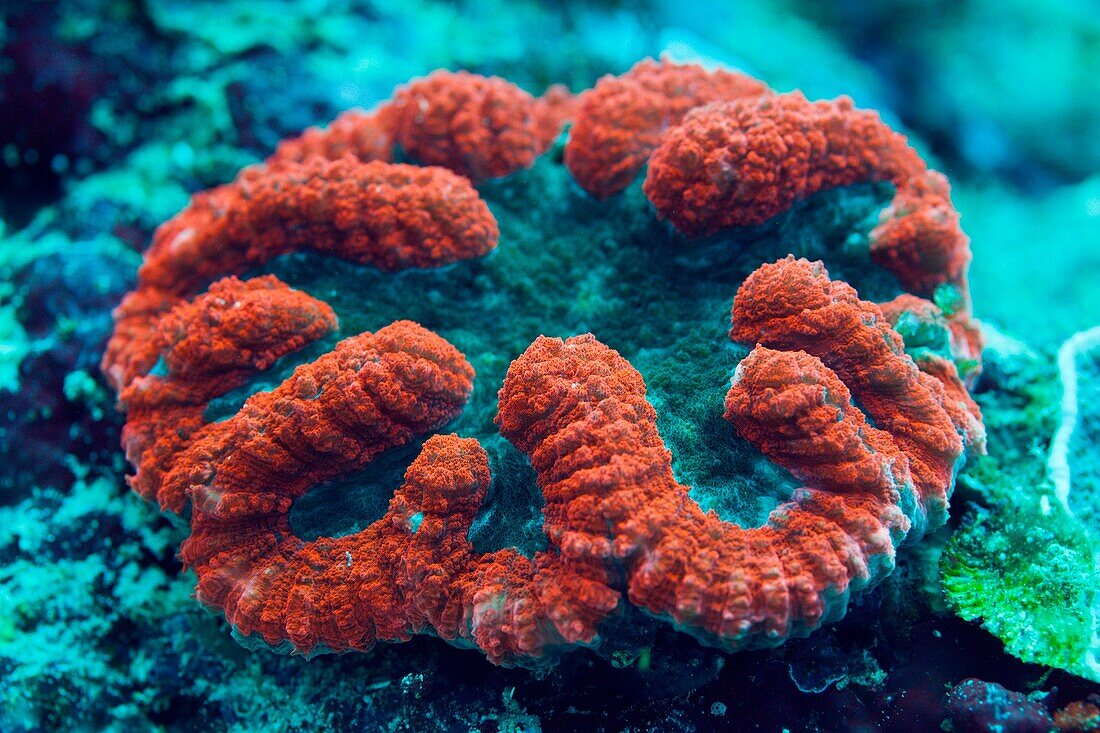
(725, 346, 913, 497)
(878, 294, 986, 451)
(644, 93, 970, 296)
(389, 70, 551, 180)
(267, 109, 396, 169)
(496, 330, 911, 652)
(645, 94, 921, 234)
(180, 324, 475, 652)
(101, 157, 497, 392)
(139, 158, 498, 295)
(565, 57, 769, 198)
(143, 275, 337, 386)
(118, 276, 337, 510)
(731, 256, 967, 535)
(869, 170, 971, 295)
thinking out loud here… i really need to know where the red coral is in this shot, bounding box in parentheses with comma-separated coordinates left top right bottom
(136, 275, 336, 395)
(915, 356, 987, 455)
(493, 260, 976, 652)
(868, 170, 971, 295)
(496, 333, 679, 566)
(1054, 697, 1100, 733)
(138, 157, 497, 295)
(266, 109, 396, 169)
(178, 324, 617, 666)
(644, 94, 920, 233)
(643, 93, 970, 296)
(564, 57, 769, 198)
(102, 287, 185, 394)
(497, 331, 908, 651)
(101, 157, 497, 390)
(118, 276, 337, 511)
(950, 316, 984, 374)
(377, 434, 617, 665)
(168, 321, 474, 512)
(878, 294, 986, 451)
(388, 70, 551, 181)
(180, 322, 474, 651)
(725, 347, 913, 497)
(878, 293, 946, 328)
(878, 293, 983, 370)
(730, 256, 971, 535)
(99, 63, 988, 669)
(268, 74, 571, 180)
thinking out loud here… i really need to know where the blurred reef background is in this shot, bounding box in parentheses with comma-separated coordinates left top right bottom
(1, 0, 1099, 731)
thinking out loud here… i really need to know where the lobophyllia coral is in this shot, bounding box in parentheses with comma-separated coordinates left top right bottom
(102, 60, 985, 669)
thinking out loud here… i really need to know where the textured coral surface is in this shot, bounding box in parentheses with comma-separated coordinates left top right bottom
(387, 70, 559, 181)
(565, 58, 769, 198)
(102, 157, 499, 391)
(644, 94, 971, 297)
(119, 275, 338, 510)
(181, 324, 477, 655)
(101, 60, 985, 669)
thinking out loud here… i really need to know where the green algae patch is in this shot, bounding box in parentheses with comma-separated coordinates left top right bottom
(942, 505, 1100, 681)
(940, 329, 1100, 683)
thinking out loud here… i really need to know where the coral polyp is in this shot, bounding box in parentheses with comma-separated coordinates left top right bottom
(102, 60, 984, 668)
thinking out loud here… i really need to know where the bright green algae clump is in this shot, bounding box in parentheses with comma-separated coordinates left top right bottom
(207, 146, 905, 556)
(940, 331, 1100, 683)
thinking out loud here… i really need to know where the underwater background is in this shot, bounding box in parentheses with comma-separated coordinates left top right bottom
(1, 0, 1099, 731)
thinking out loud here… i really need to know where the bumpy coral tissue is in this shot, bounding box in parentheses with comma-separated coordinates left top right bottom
(495, 252, 983, 653)
(643, 93, 971, 297)
(730, 257, 981, 536)
(103, 59, 984, 669)
(119, 275, 337, 511)
(102, 157, 498, 393)
(878, 294, 986, 449)
(565, 57, 769, 198)
(386, 70, 562, 180)
(180, 323, 475, 653)
(268, 70, 573, 181)
(268, 109, 396, 168)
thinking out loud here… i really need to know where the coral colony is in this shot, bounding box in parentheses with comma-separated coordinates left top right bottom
(104, 60, 985, 668)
